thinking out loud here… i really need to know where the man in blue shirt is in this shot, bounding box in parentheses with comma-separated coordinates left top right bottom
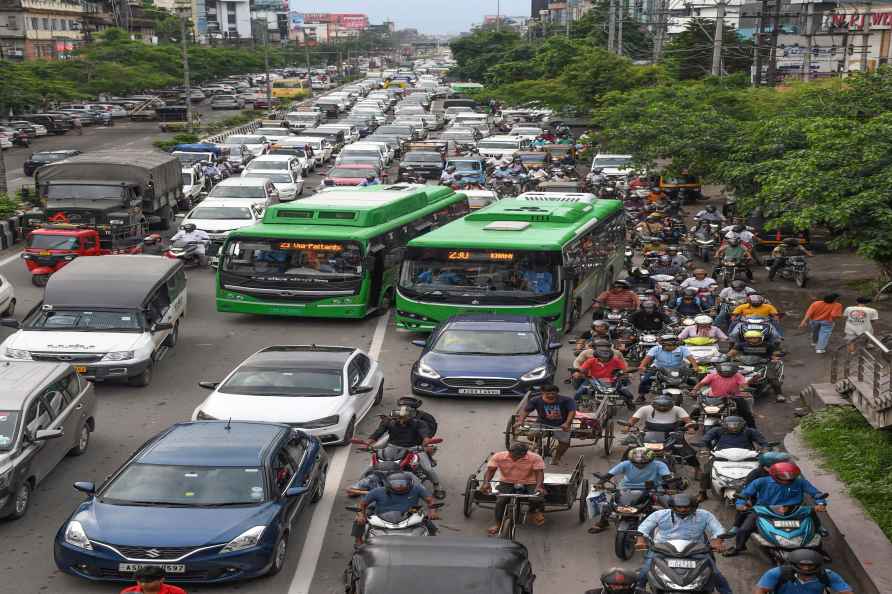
(699, 416, 768, 502)
(514, 385, 576, 465)
(587, 447, 671, 533)
(726, 461, 826, 556)
(635, 494, 732, 594)
(352, 473, 437, 544)
(636, 335, 699, 402)
(755, 548, 852, 593)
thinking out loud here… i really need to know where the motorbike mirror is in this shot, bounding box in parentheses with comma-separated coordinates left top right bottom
(285, 485, 309, 497)
(766, 441, 780, 447)
(548, 341, 562, 350)
(716, 532, 736, 540)
(151, 322, 173, 333)
(411, 339, 427, 347)
(430, 502, 445, 509)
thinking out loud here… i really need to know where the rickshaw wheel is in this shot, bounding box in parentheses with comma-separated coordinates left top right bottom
(603, 419, 615, 456)
(578, 479, 589, 523)
(504, 415, 515, 450)
(463, 475, 477, 518)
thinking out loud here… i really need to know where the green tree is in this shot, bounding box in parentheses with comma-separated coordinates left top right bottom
(663, 18, 753, 80)
(449, 30, 525, 81)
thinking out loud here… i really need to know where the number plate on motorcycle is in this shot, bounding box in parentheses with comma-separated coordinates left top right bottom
(703, 406, 721, 414)
(667, 559, 697, 569)
(457, 388, 500, 395)
(772, 520, 800, 528)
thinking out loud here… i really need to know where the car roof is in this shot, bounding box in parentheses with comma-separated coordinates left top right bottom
(442, 314, 537, 332)
(244, 345, 356, 368)
(191, 198, 259, 209)
(33, 150, 79, 155)
(45, 256, 181, 309)
(218, 177, 270, 186)
(0, 361, 69, 409)
(250, 155, 294, 162)
(138, 421, 287, 467)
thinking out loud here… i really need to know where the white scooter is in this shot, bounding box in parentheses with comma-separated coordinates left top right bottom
(709, 448, 759, 506)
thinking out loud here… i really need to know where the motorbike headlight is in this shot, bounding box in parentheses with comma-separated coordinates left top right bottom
(64, 521, 93, 550)
(196, 410, 218, 421)
(298, 415, 340, 429)
(416, 360, 440, 380)
(102, 351, 134, 361)
(773, 534, 803, 548)
(220, 526, 266, 554)
(521, 366, 548, 382)
(5, 348, 31, 360)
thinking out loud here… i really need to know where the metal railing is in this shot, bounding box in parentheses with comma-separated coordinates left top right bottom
(830, 332, 892, 429)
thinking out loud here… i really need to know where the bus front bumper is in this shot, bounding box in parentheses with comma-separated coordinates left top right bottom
(217, 296, 368, 319)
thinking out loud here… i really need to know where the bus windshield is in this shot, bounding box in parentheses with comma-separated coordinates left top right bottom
(221, 239, 364, 291)
(400, 248, 561, 305)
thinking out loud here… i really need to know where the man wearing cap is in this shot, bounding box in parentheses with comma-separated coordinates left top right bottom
(480, 442, 546, 534)
(120, 566, 187, 594)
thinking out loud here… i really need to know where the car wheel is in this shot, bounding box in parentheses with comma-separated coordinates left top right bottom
(163, 321, 179, 347)
(267, 533, 289, 576)
(339, 417, 356, 446)
(9, 480, 32, 520)
(127, 362, 154, 387)
(3, 298, 15, 317)
(311, 466, 327, 503)
(373, 382, 383, 406)
(69, 422, 91, 456)
(32, 274, 49, 287)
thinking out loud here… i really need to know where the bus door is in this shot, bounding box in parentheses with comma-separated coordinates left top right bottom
(367, 241, 386, 308)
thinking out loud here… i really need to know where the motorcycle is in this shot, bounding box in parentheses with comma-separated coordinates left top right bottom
(715, 259, 751, 287)
(768, 255, 809, 288)
(352, 437, 443, 489)
(688, 224, 720, 262)
(164, 239, 207, 267)
(682, 337, 727, 378)
(706, 448, 759, 506)
(641, 534, 730, 593)
(692, 389, 739, 430)
(620, 422, 693, 474)
(650, 366, 696, 400)
(346, 502, 443, 541)
(590, 477, 661, 561)
(752, 499, 827, 564)
(735, 354, 783, 400)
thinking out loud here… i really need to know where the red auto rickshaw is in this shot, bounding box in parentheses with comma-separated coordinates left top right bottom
(22, 225, 142, 286)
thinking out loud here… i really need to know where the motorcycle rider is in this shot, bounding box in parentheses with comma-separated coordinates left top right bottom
(635, 494, 732, 594)
(439, 165, 457, 185)
(513, 385, 576, 465)
(715, 280, 756, 328)
(626, 267, 655, 292)
(480, 442, 546, 533)
(666, 245, 691, 270)
(727, 330, 785, 401)
(594, 280, 640, 318)
(678, 314, 729, 342)
(362, 406, 445, 499)
(584, 568, 640, 594)
(731, 293, 782, 333)
(725, 452, 792, 538)
(574, 348, 632, 406)
(636, 335, 699, 403)
(680, 269, 718, 308)
(636, 214, 665, 240)
(352, 472, 438, 545)
(141, 234, 166, 256)
(698, 416, 768, 501)
(627, 394, 701, 472)
(169, 223, 209, 266)
(769, 237, 813, 281)
(576, 319, 614, 354)
(672, 288, 707, 317)
(727, 462, 827, 557)
(715, 236, 753, 280)
(694, 204, 725, 224)
(755, 548, 852, 594)
(360, 173, 380, 187)
(651, 254, 685, 278)
(588, 447, 673, 533)
(691, 362, 757, 428)
(630, 301, 671, 333)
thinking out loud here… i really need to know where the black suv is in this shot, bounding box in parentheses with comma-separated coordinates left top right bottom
(398, 151, 444, 181)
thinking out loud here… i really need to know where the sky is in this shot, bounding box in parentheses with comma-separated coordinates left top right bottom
(294, 1, 531, 35)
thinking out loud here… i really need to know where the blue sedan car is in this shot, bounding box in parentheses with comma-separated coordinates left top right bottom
(410, 314, 561, 398)
(54, 421, 328, 584)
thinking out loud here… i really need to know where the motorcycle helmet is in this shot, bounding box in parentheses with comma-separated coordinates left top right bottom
(787, 548, 824, 576)
(666, 245, 679, 254)
(682, 287, 698, 298)
(182, 223, 197, 233)
(667, 493, 696, 518)
(730, 279, 746, 291)
(743, 330, 764, 345)
(385, 472, 412, 494)
(598, 568, 638, 593)
(659, 255, 671, 265)
(646, 214, 662, 222)
(705, 205, 717, 213)
(768, 461, 801, 484)
(594, 348, 613, 362)
(592, 319, 610, 330)
(758, 451, 791, 468)
(659, 334, 679, 346)
(694, 314, 713, 326)
(628, 447, 655, 467)
(591, 338, 613, 350)
(722, 416, 746, 434)
(613, 280, 630, 289)
(783, 237, 800, 246)
(747, 294, 765, 306)
(733, 224, 745, 233)
(652, 394, 674, 412)
(716, 362, 738, 377)
(143, 233, 161, 246)
(397, 396, 423, 409)
(635, 267, 650, 278)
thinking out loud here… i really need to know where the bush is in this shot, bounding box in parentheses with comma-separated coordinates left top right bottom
(153, 132, 200, 152)
(0, 194, 24, 219)
(800, 406, 892, 540)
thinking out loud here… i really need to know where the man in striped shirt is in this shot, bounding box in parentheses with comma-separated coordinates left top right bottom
(594, 280, 640, 318)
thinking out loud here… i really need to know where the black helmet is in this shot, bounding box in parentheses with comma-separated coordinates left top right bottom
(717, 362, 738, 377)
(595, 348, 613, 361)
(659, 255, 671, 264)
(783, 237, 800, 246)
(705, 205, 717, 213)
(787, 548, 824, 575)
(613, 279, 630, 289)
(599, 567, 638, 592)
(182, 223, 197, 233)
(652, 394, 674, 412)
(591, 338, 612, 349)
(386, 472, 412, 494)
(397, 396, 423, 409)
(733, 224, 744, 232)
(682, 287, 698, 298)
(668, 493, 696, 518)
(722, 416, 746, 434)
(730, 279, 746, 290)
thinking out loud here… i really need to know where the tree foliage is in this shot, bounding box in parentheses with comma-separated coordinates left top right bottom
(663, 18, 753, 80)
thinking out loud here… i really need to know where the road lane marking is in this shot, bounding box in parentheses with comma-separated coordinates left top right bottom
(287, 311, 390, 594)
(0, 250, 23, 268)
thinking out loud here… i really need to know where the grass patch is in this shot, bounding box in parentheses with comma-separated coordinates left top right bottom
(800, 406, 892, 540)
(153, 132, 200, 152)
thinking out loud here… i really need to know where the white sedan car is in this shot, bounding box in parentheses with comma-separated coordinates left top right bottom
(0, 273, 15, 317)
(193, 345, 384, 445)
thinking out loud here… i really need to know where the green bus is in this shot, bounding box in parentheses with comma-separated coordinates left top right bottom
(395, 193, 625, 332)
(216, 185, 470, 318)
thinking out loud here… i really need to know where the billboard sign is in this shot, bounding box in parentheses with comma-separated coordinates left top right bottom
(289, 4, 303, 31)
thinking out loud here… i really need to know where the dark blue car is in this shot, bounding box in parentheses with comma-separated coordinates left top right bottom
(54, 421, 327, 584)
(410, 314, 561, 398)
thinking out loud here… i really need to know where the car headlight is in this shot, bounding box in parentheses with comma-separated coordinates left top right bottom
(102, 351, 134, 361)
(416, 360, 440, 379)
(64, 521, 93, 550)
(220, 525, 266, 554)
(196, 410, 218, 421)
(5, 348, 31, 360)
(298, 415, 340, 429)
(521, 366, 548, 382)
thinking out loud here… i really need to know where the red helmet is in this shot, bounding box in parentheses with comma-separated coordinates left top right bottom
(768, 461, 801, 483)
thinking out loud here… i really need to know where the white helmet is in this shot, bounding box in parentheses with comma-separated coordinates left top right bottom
(694, 314, 713, 326)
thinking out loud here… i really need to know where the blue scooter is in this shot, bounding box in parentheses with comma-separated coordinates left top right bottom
(752, 500, 826, 564)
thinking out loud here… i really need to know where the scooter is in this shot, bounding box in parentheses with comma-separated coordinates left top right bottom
(164, 239, 208, 267)
(752, 499, 827, 564)
(641, 534, 732, 593)
(589, 477, 660, 561)
(346, 503, 443, 541)
(707, 448, 759, 506)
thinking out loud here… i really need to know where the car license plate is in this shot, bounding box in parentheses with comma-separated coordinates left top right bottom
(118, 563, 186, 573)
(39, 251, 50, 256)
(457, 388, 501, 395)
(667, 559, 697, 569)
(74, 366, 87, 374)
(773, 520, 800, 528)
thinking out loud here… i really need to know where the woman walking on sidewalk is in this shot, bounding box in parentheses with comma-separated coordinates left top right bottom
(800, 294, 843, 354)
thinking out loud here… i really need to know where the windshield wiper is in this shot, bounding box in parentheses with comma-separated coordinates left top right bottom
(109, 500, 192, 507)
(193, 501, 257, 507)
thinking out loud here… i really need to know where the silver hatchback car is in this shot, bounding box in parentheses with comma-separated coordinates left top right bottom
(0, 362, 97, 520)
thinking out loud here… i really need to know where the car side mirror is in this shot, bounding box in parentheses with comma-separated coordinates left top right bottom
(353, 385, 374, 394)
(198, 380, 219, 390)
(151, 322, 173, 333)
(285, 485, 309, 497)
(0, 318, 20, 329)
(34, 427, 64, 441)
(73, 481, 96, 495)
(548, 341, 562, 351)
(411, 339, 426, 347)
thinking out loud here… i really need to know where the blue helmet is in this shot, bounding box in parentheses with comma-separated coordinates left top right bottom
(758, 451, 791, 467)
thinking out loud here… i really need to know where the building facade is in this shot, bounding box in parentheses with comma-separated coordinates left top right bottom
(0, 0, 85, 59)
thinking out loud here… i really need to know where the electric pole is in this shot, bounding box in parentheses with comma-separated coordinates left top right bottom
(496, 0, 501, 32)
(753, 0, 769, 85)
(180, 15, 193, 132)
(263, 19, 271, 109)
(711, 0, 727, 76)
(653, 0, 666, 62)
(861, 1, 872, 72)
(803, 1, 814, 81)
(617, 0, 624, 55)
(765, 0, 783, 86)
(608, 0, 617, 53)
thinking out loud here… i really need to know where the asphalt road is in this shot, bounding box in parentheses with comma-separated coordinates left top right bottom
(0, 123, 852, 594)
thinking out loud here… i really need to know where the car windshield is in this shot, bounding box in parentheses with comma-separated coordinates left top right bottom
(101, 464, 266, 506)
(450, 161, 482, 171)
(593, 156, 631, 168)
(28, 234, 80, 250)
(189, 206, 253, 220)
(221, 239, 364, 289)
(256, 129, 288, 136)
(219, 367, 343, 396)
(244, 172, 293, 184)
(433, 329, 540, 355)
(0, 411, 19, 450)
(31, 153, 70, 164)
(270, 148, 306, 158)
(247, 160, 290, 171)
(209, 185, 266, 199)
(45, 184, 121, 200)
(328, 168, 368, 177)
(26, 309, 143, 332)
(511, 128, 541, 135)
(182, 172, 193, 186)
(405, 153, 441, 162)
(519, 154, 546, 162)
(478, 141, 519, 150)
(227, 136, 262, 145)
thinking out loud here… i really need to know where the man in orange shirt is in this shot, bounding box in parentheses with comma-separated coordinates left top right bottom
(120, 566, 187, 594)
(800, 293, 844, 354)
(481, 442, 546, 534)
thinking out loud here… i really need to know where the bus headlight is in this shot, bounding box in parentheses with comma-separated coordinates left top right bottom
(416, 360, 440, 380)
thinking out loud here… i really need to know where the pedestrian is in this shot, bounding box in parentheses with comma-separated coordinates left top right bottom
(799, 293, 843, 354)
(843, 296, 879, 353)
(72, 115, 82, 135)
(120, 566, 187, 594)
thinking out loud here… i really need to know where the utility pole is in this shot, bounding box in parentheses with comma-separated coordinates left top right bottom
(263, 19, 271, 109)
(180, 15, 193, 132)
(496, 0, 501, 32)
(711, 0, 727, 76)
(0, 146, 7, 196)
(617, 0, 624, 55)
(753, 0, 769, 85)
(765, 0, 783, 86)
(653, 0, 666, 62)
(802, 2, 814, 81)
(305, 44, 311, 73)
(860, 1, 872, 72)
(608, 0, 617, 53)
